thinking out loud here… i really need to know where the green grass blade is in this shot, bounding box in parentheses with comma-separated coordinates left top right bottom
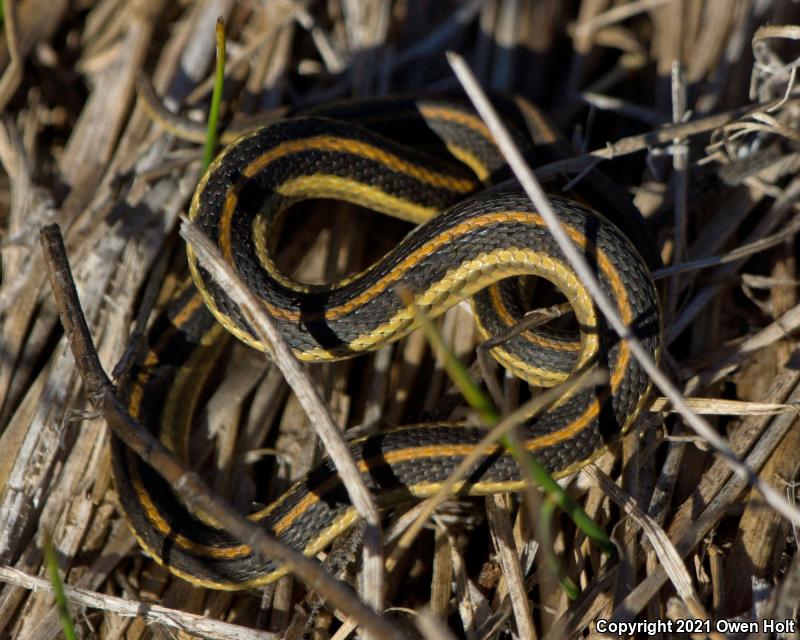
(44, 536, 78, 640)
(203, 17, 227, 168)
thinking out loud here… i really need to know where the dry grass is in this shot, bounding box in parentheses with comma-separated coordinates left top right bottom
(2, 1, 800, 638)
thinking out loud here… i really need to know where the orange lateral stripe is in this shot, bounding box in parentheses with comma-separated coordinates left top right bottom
(142, 294, 204, 368)
(240, 135, 477, 192)
(128, 451, 252, 558)
(218, 191, 240, 264)
(418, 105, 494, 141)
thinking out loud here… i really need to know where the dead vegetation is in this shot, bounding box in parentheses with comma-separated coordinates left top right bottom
(1, 1, 800, 638)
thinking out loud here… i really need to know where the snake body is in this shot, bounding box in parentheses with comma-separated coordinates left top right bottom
(112, 96, 661, 589)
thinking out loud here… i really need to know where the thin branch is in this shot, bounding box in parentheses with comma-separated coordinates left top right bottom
(0, 565, 275, 640)
(530, 97, 797, 182)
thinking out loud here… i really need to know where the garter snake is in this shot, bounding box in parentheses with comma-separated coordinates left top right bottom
(113, 93, 662, 590)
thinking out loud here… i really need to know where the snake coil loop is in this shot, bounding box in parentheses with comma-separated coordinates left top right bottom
(113, 96, 661, 589)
